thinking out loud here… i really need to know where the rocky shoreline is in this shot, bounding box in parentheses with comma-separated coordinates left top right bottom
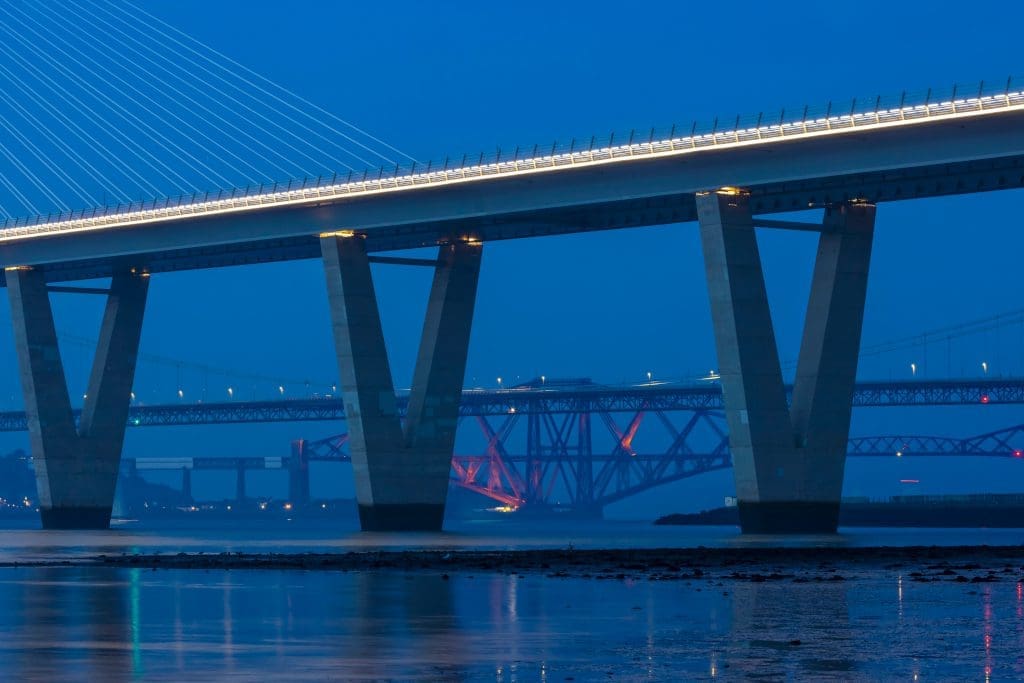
(4, 545, 1023, 584)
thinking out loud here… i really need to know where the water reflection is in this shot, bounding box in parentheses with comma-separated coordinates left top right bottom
(725, 579, 854, 679)
(10, 567, 133, 679)
(0, 565, 1018, 679)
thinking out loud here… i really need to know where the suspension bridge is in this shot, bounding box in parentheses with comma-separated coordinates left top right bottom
(0, 1, 1022, 532)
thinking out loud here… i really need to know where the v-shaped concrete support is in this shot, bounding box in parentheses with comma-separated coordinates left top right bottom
(696, 192, 875, 533)
(321, 235, 482, 531)
(7, 267, 149, 529)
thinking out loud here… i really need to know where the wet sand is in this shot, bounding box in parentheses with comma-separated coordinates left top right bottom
(15, 544, 1024, 585)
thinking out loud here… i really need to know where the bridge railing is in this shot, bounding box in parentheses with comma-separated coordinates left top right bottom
(2, 77, 1023, 239)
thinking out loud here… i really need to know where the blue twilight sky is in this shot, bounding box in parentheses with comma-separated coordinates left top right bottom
(0, 0, 1022, 511)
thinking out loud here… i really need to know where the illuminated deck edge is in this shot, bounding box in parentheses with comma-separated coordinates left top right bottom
(2, 89, 1023, 245)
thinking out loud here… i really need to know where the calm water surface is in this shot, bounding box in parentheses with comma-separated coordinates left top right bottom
(0, 521, 1021, 680)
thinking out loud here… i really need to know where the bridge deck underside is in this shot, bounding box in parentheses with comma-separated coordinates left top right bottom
(3, 109, 1024, 284)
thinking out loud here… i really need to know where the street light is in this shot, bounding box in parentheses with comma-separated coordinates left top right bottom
(910, 363, 917, 377)
(982, 361, 989, 375)
(497, 377, 503, 389)
(279, 385, 285, 396)
(646, 371, 653, 382)
(227, 387, 234, 399)
(177, 389, 184, 400)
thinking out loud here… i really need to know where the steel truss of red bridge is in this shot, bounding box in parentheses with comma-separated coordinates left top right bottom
(292, 398, 1024, 514)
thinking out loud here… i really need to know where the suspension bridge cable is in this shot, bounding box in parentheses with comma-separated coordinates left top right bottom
(56, 330, 335, 392)
(103, 0, 417, 166)
(58, 0, 327, 181)
(66, 0, 369, 174)
(858, 309, 1024, 359)
(0, 135, 69, 213)
(0, 41, 171, 199)
(776, 307, 1024, 372)
(0, 8, 222, 193)
(0, 61, 136, 205)
(41, 1, 303, 182)
(29, 1, 276, 186)
(0, 108, 95, 208)
(0, 165, 39, 216)
(4, 3, 244, 191)
(0, 76, 132, 204)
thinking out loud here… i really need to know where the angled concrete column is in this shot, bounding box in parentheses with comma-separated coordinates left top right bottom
(696, 192, 874, 533)
(790, 203, 876, 509)
(322, 235, 482, 531)
(7, 268, 149, 529)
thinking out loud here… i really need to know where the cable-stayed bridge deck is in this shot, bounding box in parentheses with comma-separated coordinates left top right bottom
(3, 86, 1024, 282)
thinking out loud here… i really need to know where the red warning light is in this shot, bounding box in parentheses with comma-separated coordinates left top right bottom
(980, 394, 990, 404)
(1014, 450, 1023, 458)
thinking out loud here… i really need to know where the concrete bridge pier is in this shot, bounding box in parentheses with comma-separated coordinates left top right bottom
(235, 464, 246, 502)
(696, 191, 874, 534)
(7, 267, 149, 529)
(288, 439, 310, 507)
(321, 234, 482, 531)
(181, 467, 193, 501)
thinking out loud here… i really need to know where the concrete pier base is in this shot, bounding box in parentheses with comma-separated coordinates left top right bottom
(696, 192, 874, 534)
(7, 268, 148, 530)
(736, 501, 841, 535)
(358, 503, 446, 532)
(322, 235, 482, 532)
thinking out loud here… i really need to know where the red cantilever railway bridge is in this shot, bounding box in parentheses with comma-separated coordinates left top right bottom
(116, 377, 1024, 513)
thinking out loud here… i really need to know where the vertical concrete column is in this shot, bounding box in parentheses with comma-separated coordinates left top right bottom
(288, 439, 310, 507)
(182, 467, 193, 501)
(790, 203, 876, 508)
(235, 464, 247, 502)
(321, 235, 483, 531)
(7, 267, 149, 529)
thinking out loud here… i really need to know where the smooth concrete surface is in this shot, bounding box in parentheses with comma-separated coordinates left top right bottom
(2, 107, 1024, 281)
(697, 192, 875, 534)
(7, 268, 148, 529)
(322, 236, 482, 531)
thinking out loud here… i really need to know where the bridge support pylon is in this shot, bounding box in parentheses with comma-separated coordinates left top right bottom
(696, 191, 874, 534)
(7, 267, 149, 529)
(321, 234, 482, 531)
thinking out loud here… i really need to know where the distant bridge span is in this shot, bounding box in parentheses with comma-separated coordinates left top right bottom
(0, 377, 1019, 431)
(124, 418, 1024, 514)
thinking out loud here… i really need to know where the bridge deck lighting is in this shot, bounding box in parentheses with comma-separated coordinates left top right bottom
(319, 229, 358, 238)
(715, 186, 745, 195)
(4, 79, 1024, 251)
